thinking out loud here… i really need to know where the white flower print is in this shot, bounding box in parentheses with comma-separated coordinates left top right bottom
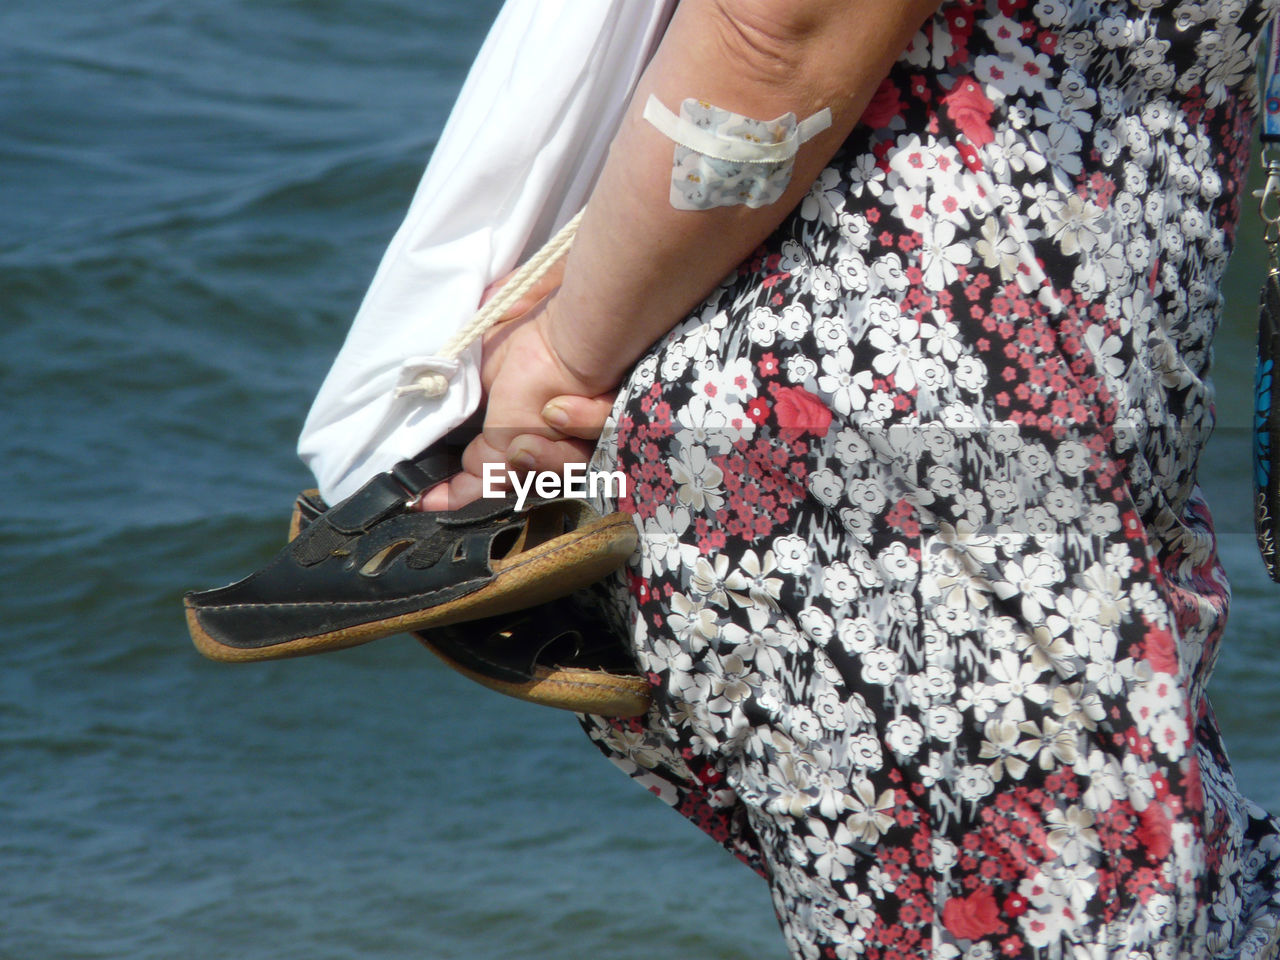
(786, 353, 817, 383)
(868, 314, 924, 391)
(927, 464, 962, 499)
(640, 504, 691, 578)
(864, 391, 895, 423)
(1044, 191, 1105, 255)
(1043, 484, 1083, 524)
(669, 444, 725, 511)
(773, 534, 811, 576)
(844, 778, 896, 843)
(956, 764, 996, 802)
(837, 617, 878, 656)
(659, 340, 690, 381)
(953, 355, 988, 393)
(1016, 717, 1078, 770)
(956, 676, 1002, 722)
(1032, 0, 1069, 26)
(988, 126, 1048, 183)
(811, 313, 849, 354)
(1150, 709, 1190, 762)
(810, 265, 841, 304)
(993, 551, 1065, 623)
(701, 650, 759, 712)
(834, 254, 870, 293)
(746, 306, 779, 347)
(986, 650, 1049, 706)
(917, 217, 972, 288)
(848, 732, 883, 770)
(797, 606, 836, 644)
(982, 478, 1019, 514)
(925, 704, 963, 742)
(848, 542, 885, 589)
(878, 542, 919, 582)
(979, 718, 1031, 781)
(1083, 323, 1126, 379)
(808, 467, 844, 508)
(675, 393, 737, 454)
(812, 685, 846, 732)
(845, 152, 886, 199)
(818, 346, 874, 415)
(804, 818, 859, 882)
(778, 238, 809, 274)
(789, 705, 824, 745)
(833, 426, 872, 468)
(691, 554, 736, 610)
(975, 216, 1024, 282)
(665, 590, 719, 651)
(1045, 806, 1101, 866)
(885, 717, 925, 758)
(846, 478, 888, 515)
(823, 561, 860, 606)
(801, 166, 844, 225)
(921, 313, 965, 365)
(729, 623, 787, 676)
(861, 647, 903, 687)
(871, 252, 909, 293)
(603, 723, 668, 770)
(839, 505, 874, 544)
(680, 309, 725, 362)
(778, 303, 810, 341)
(1046, 588, 1103, 654)
(725, 550, 783, 611)
(1197, 23, 1254, 107)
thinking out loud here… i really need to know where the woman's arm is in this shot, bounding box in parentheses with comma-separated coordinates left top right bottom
(549, 0, 942, 392)
(423, 0, 942, 508)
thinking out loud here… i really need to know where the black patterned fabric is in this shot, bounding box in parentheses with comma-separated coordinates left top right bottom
(579, 2, 1280, 957)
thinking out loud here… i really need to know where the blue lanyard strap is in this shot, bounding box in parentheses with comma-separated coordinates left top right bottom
(1260, 18, 1280, 240)
(1265, 16, 1280, 143)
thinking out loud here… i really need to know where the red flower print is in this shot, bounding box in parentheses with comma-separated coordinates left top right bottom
(957, 140, 983, 172)
(1141, 626, 1179, 675)
(1000, 934, 1025, 956)
(1004, 893, 1029, 918)
(771, 385, 832, 437)
(757, 352, 779, 377)
(942, 75, 995, 147)
(943, 884, 1001, 940)
(863, 77, 905, 129)
(746, 397, 770, 425)
(1137, 804, 1173, 862)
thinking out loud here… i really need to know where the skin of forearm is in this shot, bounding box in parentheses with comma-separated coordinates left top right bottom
(545, 0, 943, 393)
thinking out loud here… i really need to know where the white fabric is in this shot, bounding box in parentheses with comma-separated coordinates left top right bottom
(299, 0, 676, 503)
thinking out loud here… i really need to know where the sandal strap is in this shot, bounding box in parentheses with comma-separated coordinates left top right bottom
(317, 446, 465, 537)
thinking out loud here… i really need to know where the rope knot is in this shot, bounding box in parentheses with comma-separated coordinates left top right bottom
(395, 372, 450, 399)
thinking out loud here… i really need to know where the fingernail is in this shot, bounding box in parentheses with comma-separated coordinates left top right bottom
(507, 445, 536, 472)
(541, 401, 569, 430)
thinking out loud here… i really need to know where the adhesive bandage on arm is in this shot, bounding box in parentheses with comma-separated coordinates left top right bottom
(642, 94, 832, 210)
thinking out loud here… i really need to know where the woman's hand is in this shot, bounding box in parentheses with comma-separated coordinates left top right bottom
(417, 295, 616, 511)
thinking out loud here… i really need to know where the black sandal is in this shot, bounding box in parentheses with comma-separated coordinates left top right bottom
(204, 481, 651, 717)
(184, 446, 637, 663)
(415, 589, 651, 717)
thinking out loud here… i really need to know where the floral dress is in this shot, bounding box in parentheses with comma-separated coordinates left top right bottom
(578, 1, 1280, 958)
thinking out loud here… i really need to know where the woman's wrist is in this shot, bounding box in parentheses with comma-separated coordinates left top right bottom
(537, 295, 629, 397)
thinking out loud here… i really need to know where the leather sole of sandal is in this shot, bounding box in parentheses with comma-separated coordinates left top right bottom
(416, 632, 652, 717)
(187, 510, 638, 663)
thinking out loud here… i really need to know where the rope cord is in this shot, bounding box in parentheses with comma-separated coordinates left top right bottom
(396, 208, 585, 399)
